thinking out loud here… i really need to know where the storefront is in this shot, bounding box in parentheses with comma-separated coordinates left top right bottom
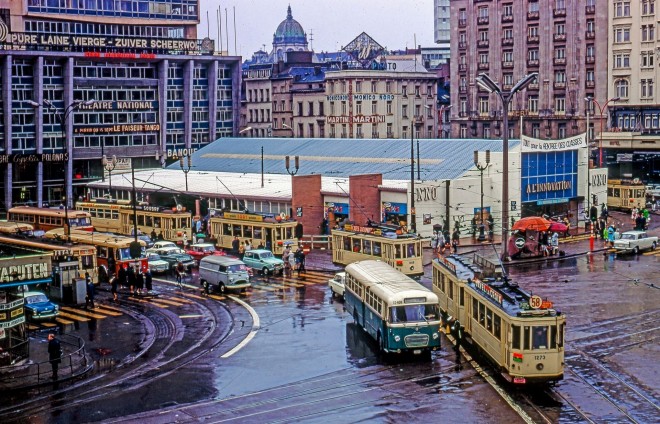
(325, 201, 350, 228)
(382, 202, 408, 226)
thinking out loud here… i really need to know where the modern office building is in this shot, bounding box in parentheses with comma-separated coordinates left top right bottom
(449, 0, 607, 141)
(0, 1, 241, 211)
(599, 0, 660, 182)
(432, 0, 451, 63)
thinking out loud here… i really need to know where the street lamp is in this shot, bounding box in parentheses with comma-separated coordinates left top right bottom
(476, 72, 537, 260)
(28, 98, 95, 243)
(474, 150, 491, 241)
(585, 96, 619, 168)
(285, 155, 299, 176)
(238, 126, 252, 136)
(102, 154, 118, 198)
(180, 155, 192, 192)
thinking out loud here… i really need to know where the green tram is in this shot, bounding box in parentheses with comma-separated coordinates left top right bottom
(345, 260, 441, 355)
(432, 254, 565, 384)
(332, 224, 424, 276)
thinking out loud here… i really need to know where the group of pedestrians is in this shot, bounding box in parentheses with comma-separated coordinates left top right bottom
(631, 207, 651, 230)
(282, 245, 306, 276)
(432, 229, 461, 256)
(111, 265, 153, 301)
(536, 231, 560, 256)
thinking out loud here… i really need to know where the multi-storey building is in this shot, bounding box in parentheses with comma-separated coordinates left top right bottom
(600, 0, 660, 181)
(433, 0, 451, 63)
(449, 0, 607, 141)
(0, 1, 240, 210)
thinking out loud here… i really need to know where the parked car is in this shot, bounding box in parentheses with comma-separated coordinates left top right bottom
(198, 255, 251, 293)
(186, 243, 225, 262)
(242, 249, 284, 275)
(147, 245, 185, 256)
(20, 291, 59, 321)
(160, 252, 197, 272)
(150, 241, 178, 251)
(613, 231, 658, 254)
(138, 234, 154, 248)
(146, 252, 169, 274)
(328, 272, 346, 298)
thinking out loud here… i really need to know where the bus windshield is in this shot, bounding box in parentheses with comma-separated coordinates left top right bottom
(389, 304, 439, 323)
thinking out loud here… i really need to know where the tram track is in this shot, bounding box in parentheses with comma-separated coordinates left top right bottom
(0, 287, 236, 423)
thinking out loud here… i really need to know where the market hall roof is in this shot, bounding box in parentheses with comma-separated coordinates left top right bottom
(169, 137, 520, 182)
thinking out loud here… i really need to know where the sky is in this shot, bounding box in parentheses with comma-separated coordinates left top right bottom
(198, 0, 435, 58)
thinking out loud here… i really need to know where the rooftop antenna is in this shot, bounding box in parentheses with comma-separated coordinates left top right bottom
(225, 8, 229, 55)
(309, 28, 314, 51)
(217, 7, 223, 55)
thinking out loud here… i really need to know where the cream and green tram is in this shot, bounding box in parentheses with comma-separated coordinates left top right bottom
(345, 260, 441, 355)
(209, 212, 299, 255)
(332, 224, 424, 276)
(432, 255, 565, 385)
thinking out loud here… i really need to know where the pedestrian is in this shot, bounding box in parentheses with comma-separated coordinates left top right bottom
(245, 239, 252, 252)
(110, 272, 119, 302)
(451, 319, 463, 364)
(295, 247, 306, 275)
(144, 269, 153, 292)
(562, 216, 571, 236)
(288, 249, 296, 274)
(283, 246, 292, 276)
(158, 230, 164, 241)
(150, 228, 157, 241)
(551, 232, 559, 255)
(631, 207, 638, 222)
(127, 265, 136, 295)
(239, 241, 245, 259)
(136, 267, 145, 295)
(183, 233, 188, 249)
(176, 261, 185, 285)
(192, 234, 197, 245)
(118, 265, 127, 289)
(232, 236, 240, 256)
(47, 333, 62, 380)
(85, 274, 95, 309)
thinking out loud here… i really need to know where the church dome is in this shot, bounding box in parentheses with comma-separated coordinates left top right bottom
(273, 6, 307, 45)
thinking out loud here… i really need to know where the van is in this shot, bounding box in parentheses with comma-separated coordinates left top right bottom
(198, 255, 251, 294)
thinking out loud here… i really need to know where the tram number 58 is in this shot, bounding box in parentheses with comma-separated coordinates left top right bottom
(529, 295, 543, 309)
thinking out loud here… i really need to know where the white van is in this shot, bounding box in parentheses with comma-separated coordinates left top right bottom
(198, 255, 251, 294)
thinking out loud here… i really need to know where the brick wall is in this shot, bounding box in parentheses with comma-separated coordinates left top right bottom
(348, 174, 383, 225)
(291, 174, 323, 235)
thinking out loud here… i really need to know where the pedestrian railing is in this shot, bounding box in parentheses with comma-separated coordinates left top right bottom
(0, 333, 88, 390)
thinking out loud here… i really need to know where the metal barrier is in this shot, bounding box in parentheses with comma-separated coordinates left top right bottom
(0, 333, 88, 389)
(300, 235, 332, 250)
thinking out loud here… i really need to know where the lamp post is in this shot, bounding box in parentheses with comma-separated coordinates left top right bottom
(474, 150, 491, 241)
(476, 72, 537, 260)
(585, 96, 619, 168)
(282, 122, 293, 137)
(285, 155, 299, 176)
(28, 98, 95, 243)
(180, 155, 192, 192)
(410, 120, 417, 234)
(238, 126, 252, 137)
(102, 154, 118, 198)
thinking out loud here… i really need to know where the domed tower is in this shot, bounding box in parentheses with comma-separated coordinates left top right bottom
(271, 6, 309, 61)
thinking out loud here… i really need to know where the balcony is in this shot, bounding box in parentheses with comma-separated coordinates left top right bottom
(502, 15, 513, 23)
(527, 11, 539, 20)
(503, 83, 513, 90)
(553, 8, 566, 17)
(458, 41, 467, 50)
(502, 37, 514, 46)
(459, 86, 467, 93)
(553, 33, 567, 42)
(527, 35, 539, 43)
(458, 112, 468, 118)
(586, 80, 595, 88)
(458, 63, 467, 72)
(458, 18, 467, 27)
(477, 16, 489, 25)
(502, 61, 514, 69)
(528, 82, 539, 90)
(371, 132, 379, 138)
(553, 57, 566, 65)
(527, 59, 540, 67)
(586, 5, 595, 14)
(386, 131, 394, 138)
(478, 62, 490, 70)
(585, 31, 595, 39)
(586, 56, 595, 64)
(554, 81, 566, 89)
(477, 39, 489, 48)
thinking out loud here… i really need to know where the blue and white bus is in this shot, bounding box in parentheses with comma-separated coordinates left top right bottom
(344, 260, 441, 355)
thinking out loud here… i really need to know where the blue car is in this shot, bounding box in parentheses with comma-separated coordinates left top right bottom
(21, 291, 59, 321)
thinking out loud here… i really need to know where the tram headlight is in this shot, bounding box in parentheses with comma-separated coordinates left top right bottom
(394, 335, 401, 342)
(536, 363, 544, 371)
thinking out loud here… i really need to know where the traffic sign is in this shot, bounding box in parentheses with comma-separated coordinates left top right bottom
(511, 200, 517, 211)
(514, 237, 525, 249)
(529, 295, 543, 309)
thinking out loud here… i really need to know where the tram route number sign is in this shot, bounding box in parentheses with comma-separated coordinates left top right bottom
(514, 237, 526, 249)
(529, 295, 543, 309)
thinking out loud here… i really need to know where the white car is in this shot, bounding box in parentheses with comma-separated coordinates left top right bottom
(613, 231, 658, 254)
(146, 252, 170, 274)
(328, 272, 346, 298)
(151, 241, 178, 250)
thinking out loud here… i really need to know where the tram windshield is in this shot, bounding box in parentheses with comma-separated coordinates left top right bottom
(389, 304, 439, 323)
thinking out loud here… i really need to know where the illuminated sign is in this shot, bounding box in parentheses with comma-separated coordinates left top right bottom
(78, 101, 158, 111)
(326, 94, 395, 101)
(526, 181, 572, 194)
(343, 224, 382, 236)
(326, 115, 385, 124)
(0, 153, 68, 164)
(167, 148, 198, 160)
(343, 32, 385, 69)
(75, 124, 160, 134)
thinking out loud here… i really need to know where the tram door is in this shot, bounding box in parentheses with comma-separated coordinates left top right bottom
(383, 244, 395, 267)
(50, 261, 79, 303)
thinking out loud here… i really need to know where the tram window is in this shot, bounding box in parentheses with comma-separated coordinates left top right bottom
(145, 215, 153, 227)
(486, 309, 493, 332)
(613, 188, 620, 197)
(154, 218, 160, 228)
(244, 225, 253, 238)
(523, 326, 531, 350)
(441, 275, 446, 293)
(559, 323, 565, 348)
(493, 315, 501, 340)
(459, 287, 465, 306)
(343, 236, 351, 251)
(472, 298, 478, 320)
(532, 326, 548, 349)
(138, 215, 145, 226)
(407, 243, 415, 257)
(478, 302, 485, 326)
(395, 244, 402, 258)
(373, 241, 381, 256)
(362, 240, 371, 255)
(550, 325, 557, 349)
(112, 211, 118, 219)
(285, 227, 293, 239)
(98, 247, 108, 259)
(511, 325, 520, 349)
(232, 224, 241, 236)
(254, 227, 263, 239)
(352, 240, 361, 252)
(81, 254, 94, 269)
(448, 281, 454, 299)
(222, 223, 231, 235)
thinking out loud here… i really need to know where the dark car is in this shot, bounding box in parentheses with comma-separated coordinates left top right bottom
(160, 252, 197, 272)
(138, 234, 154, 248)
(20, 291, 59, 321)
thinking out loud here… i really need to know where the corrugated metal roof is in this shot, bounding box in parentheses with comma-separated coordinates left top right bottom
(173, 137, 520, 182)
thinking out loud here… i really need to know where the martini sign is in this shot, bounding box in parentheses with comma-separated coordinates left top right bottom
(343, 32, 385, 69)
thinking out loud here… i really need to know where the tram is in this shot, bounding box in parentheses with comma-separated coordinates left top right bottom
(75, 200, 192, 243)
(332, 223, 424, 276)
(0, 221, 34, 235)
(344, 260, 441, 355)
(607, 179, 646, 211)
(8, 206, 93, 233)
(208, 211, 300, 255)
(45, 228, 147, 278)
(432, 254, 565, 384)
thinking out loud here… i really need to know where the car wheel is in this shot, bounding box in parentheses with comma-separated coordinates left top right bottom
(202, 280, 210, 292)
(219, 283, 226, 294)
(330, 289, 335, 298)
(652, 242, 657, 250)
(262, 267, 270, 276)
(633, 246, 640, 255)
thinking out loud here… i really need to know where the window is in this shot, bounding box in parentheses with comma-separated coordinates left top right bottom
(641, 79, 654, 98)
(555, 97, 566, 112)
(371, 101, 377, 114)
(504, 28, 513, 40)
(558, 123, 566, 138)
(528, 49, 539, 60)
(402, 104, 408, 118)
(555, 23, 565, 35)
(371, 81, 377, 92)
(386, 101, 393, 114)
(356, 101, 362, 115)
(532, 326, 548, 349)
(479, 30, 488, 41)
(614, 27, 630, 43)
(528, 95, 538, 112)
(503, 51, 513, 62)
(642, 0, 655, 15)
(503, 3, 513, 17)
(586, 20, 595, 33)
(555, 47, 565, 59)
(642, 51, 654, 68)
(616, 79, 629, 98)
(478, 6, 488, 18)
(479, 53, 489, 64)
(532, 123, 540, 137)
(483, 124, 490, 138)
(586, 45, 595, 58)
(554, 71, 566, 83)
(503, 74, 513, 86)
(614, 52, 630, 68)
(528, 1, 539, 13)
(479, 97, 489, 114)
(459, 124, 467, 138)
(512, 325, 521, 349)
(355, 81, 362, 92)
(642, 25, 655, 42)
(614, 1, 631, 17)
(528, 26, 539, 37)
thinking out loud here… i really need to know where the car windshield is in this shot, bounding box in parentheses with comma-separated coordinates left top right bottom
(334, 275, 344, 283)
(260, 252, 274, 259)
(621, 234, 636, 240)
(149, 254, 162, 261)
(389, 304, 439, 323)
(26, 294, 49, 304)
(201, 245, 215, 253)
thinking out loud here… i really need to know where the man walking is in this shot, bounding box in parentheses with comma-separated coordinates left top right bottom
(48, 333, 62, 380)
(85, 274, 95, 309)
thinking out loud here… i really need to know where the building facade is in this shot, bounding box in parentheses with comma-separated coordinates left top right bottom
(432, 0, 451, 63)
(449, 0, 607, 141)
(0, 1, 241, 211)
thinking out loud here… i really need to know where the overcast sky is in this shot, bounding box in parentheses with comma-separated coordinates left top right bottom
(198, 0, 435, 57)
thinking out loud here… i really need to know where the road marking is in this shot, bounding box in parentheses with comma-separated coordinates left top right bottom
(94, 306, 122, 317)
(59, 306, 108, 320)
(151, 298, 187, 307)
(221, 295, 259, 358)
(55, 317, 75, 325)
(57, 311, 90, 322)
(179, 314, 204, 319)
(208, 294, 226, 301)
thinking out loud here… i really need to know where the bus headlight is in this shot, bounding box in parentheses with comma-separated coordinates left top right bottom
(433, 332, 439, 339)
(394, 335, 401, 342)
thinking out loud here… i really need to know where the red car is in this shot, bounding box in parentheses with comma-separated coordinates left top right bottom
(185, 243, 226, 262)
